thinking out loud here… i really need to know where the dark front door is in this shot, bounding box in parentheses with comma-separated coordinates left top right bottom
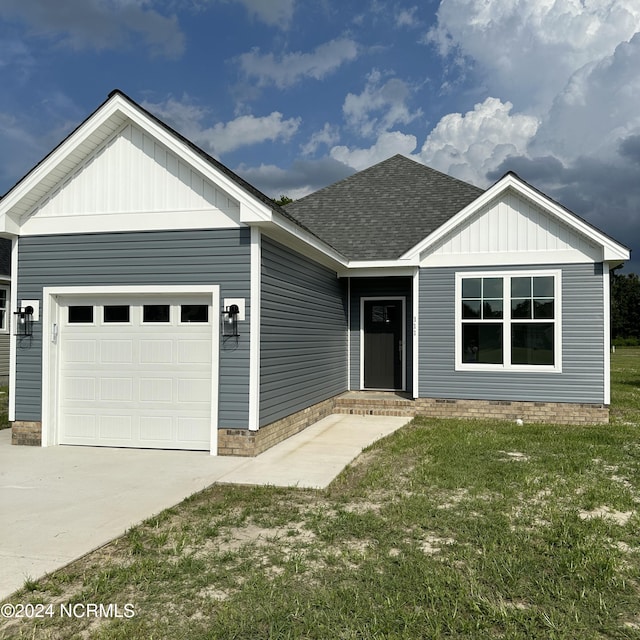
(363, 299, 403, 389)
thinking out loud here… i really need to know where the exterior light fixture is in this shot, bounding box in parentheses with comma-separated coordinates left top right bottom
(14, 305, 34, 337)
(221, 304, 240, 337)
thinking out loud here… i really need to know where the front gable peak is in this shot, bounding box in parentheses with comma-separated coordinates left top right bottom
(404, 172, 630, 266)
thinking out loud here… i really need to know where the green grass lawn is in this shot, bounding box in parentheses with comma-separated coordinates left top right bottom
(2, 351, 640, 639)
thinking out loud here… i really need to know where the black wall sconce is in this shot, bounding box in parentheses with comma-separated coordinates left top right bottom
(14, 305, 34, 337)
(221, 304, 240, 337)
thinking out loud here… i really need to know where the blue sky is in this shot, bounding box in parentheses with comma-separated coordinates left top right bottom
(1, 0, 639, 271)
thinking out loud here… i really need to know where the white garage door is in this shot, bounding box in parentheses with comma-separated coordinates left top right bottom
(57, 294, 215, 450)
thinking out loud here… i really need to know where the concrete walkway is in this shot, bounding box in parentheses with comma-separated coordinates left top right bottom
(0, 414, 409, 600)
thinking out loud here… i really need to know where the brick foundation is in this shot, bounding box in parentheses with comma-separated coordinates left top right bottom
(334, 394, 608, 425)
(10, 395, 609, 455)
(11, 421, 42, 446)
(217, 397, 336, 456)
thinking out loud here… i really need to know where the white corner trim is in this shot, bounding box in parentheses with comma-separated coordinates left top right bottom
(8, 238, 18, 422)
(347, 277, 351, 391)
(412, 268, 419, 399)
(248, 227, 261, 431)
(603, 263, 611, 405)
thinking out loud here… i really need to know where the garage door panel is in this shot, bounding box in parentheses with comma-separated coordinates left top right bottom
(64, 414, 97, 438)
(140, 417, 173, 442)
(99, 416, 132, 440)
(100, 340, 134, 364)
(100, 378, 134, 401)
(140, 340, 174, 364)
(139, 377, 174, 402)
(63, 340, 97, 363)
(58, 294, 215, 451)
(64, 377, 96, 401)
(177, 340, 211, 364)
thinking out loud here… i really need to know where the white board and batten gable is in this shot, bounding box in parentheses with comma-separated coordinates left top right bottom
(405, 173, 630, 268)
(0, 91, 274, 239)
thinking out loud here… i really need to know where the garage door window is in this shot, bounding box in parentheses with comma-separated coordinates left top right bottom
(143, 304, 170, 323)
(103, 305, 130, 324)
(68, 306, 94, 324)
(181, 304, 208, 323)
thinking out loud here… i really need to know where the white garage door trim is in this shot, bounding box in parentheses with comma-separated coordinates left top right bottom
(42, 285, 220, 455)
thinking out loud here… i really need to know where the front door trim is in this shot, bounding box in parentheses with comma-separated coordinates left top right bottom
(360, 296, 406, 391)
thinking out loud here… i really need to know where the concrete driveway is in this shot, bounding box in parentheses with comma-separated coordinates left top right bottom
(0, 414, 409, 600)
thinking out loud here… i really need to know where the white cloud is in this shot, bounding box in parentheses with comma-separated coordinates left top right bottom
(330, 131, 417, 171)
(343, 70, 423, 137)
(0, 0, 185, 58)
(531, 32, 640, 162)
(419, 97, 539, 185)
(396, 6, 419, 28)
(301, 123, 340, 156)
(428, 0, 640, 108)
(233, 0, 295, 28)
(237, 37, 359, 88)
(144, 96, 300, 155)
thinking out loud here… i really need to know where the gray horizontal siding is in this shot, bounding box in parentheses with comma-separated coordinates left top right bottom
(419, 263, 605, 404)
(16, 229, 251, 427)
(349, 277, 413, 390)
(0, 333, 9, 380)
(260, 236, 347, 426)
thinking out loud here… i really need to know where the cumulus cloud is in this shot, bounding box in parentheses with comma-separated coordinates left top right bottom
(330, 131, 417, 171)
(301, 123, 340, 156)
(420, 97, 539, 186)
(144, 95, 300, 155)
(237, 37, 359, 88)
(343, 69, 423, 138)
(428, 0, 640, 108)
(531, 32, 640, 162)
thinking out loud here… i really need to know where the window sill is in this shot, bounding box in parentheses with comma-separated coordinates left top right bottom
(456, 363, 562, 374)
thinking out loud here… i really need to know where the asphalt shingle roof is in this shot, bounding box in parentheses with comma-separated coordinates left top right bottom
(283, 155, 485, 261)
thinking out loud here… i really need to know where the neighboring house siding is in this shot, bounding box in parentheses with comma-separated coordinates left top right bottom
(349, 277, 413, 391)
(419, 263, 605, 403)
(15, 229, 251, 426)
(260, 236, 347, 426)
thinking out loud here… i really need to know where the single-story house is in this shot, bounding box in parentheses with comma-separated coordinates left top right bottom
(0, 90, 630, 455)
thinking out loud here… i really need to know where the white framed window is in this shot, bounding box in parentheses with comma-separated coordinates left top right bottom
(455, 270, 562, 372)
(0, 286, 8, 332)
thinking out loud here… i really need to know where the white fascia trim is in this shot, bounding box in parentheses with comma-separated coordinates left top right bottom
(248, 227, 261, 431)
(603, 263, 611, 405)
(401, 174, 630, 262)
(40, 284, 220, 452)
(338, 263, 417, 278)
(8, 238, 18, 421)
(268, 210, 348, 267)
